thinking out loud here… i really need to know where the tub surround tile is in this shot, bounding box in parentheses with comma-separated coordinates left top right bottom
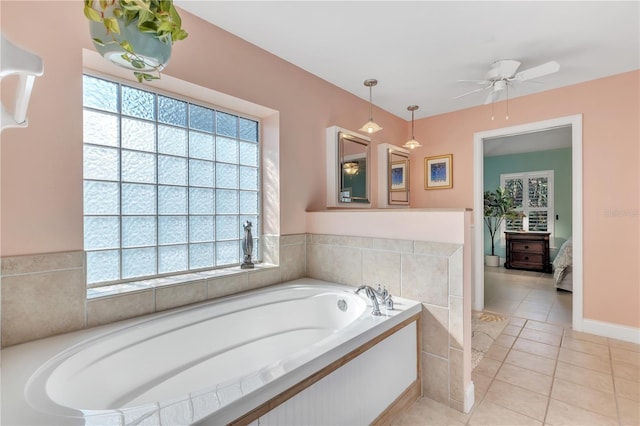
(305, 243, 334, 282)
(280, 234, 306, 246)
(372, 238, 414, 253)
(247, 266, 282, 290)
(422, 304, 449, 358)
(207, 273, 249, 299)
(449, 348, 464, 403)
(87, 290, 155, 328)
(414, 241, 461, 257)
(362, 250, 401, 295)
(332, 246, 362, 287)
(280, 244, 306, 282)
(261, 234, 280, 265)
(449, 296, 464, 350)
(1, 268, 85, 346)
(448, 249, 463, 297)
(423, 352, 449, 403)
(1, 251, 83, 276)
(401, 254, 448, 307)
(155, 280, 207, 312)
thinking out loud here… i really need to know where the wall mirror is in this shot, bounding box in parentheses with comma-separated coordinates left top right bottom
(339, 131, 370, 203)
(325, 126, 371, 207)
(388, 148, 410, 205)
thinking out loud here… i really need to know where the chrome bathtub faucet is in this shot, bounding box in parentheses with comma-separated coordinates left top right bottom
(355, 285, 382, 316)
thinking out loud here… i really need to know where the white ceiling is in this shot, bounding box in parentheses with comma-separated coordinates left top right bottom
(175, 1, 639, 121)
(483, 125, 572, 157)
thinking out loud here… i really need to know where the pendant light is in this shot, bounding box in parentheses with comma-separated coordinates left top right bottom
(359, 79, 383, 134)
(403, 105, 423, 149)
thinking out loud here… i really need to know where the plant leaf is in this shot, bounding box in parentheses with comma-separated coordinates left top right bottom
(103, 17, 121, 34)
(99, 0, 109, 10)
(84, 5, 103, 22)
(119, 40, 134, 53)
(131, 59, 146, 69)
(92, 37, 105, 46)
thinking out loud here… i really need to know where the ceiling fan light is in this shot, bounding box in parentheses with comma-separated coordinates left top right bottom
(359, 119, 383, 134)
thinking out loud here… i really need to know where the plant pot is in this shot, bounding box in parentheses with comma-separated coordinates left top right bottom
(485, 255, 501, 267)
(89, 18, 172, 72)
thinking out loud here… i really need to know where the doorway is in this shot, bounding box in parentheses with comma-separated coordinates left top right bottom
(473, 115, 584, 331)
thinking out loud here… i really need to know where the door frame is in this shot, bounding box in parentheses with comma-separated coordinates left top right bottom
(472, 114, 584, 331)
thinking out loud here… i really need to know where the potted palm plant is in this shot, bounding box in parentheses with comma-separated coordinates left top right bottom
(484, 187, 522, 267)
(84, 0, 188, 82)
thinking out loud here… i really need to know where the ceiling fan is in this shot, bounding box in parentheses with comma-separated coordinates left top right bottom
(455, 59, 560, 105)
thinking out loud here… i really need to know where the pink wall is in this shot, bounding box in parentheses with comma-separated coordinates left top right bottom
(1, 2, 638, 329)
(408, 71, 640, 329)
(0, 1, 406, 256)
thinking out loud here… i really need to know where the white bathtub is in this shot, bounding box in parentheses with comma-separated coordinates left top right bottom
(1, 278, 421, 425)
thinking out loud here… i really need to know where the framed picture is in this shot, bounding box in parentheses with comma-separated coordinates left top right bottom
(390, 160, 408, 192)
(424, 154, 453, 189)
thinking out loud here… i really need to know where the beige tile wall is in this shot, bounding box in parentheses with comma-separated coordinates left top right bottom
(305, 233, 469, 412)
(0, 232, 470, 413)
(0, 234, 307, 347)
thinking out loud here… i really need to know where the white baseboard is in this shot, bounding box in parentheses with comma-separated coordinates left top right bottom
(464, 381, 475, 413)
(582, 318, 640, 344)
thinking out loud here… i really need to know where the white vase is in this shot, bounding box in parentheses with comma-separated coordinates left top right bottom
(485, 255, 501, 267)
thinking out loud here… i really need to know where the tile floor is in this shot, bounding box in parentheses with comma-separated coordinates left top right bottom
(393, 267, 640, 425)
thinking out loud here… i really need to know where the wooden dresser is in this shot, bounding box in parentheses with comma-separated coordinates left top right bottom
(504, 232, 552, 273)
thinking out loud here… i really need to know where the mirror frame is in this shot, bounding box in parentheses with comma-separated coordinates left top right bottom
(339, 131, 370, 204)
(326, 126, 371, 208)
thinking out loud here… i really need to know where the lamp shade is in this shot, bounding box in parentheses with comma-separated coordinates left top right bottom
(359, 120, 383, 134)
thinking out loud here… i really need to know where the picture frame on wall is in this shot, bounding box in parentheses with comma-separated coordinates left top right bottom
(390, 160, 408, 192)
(424, 154, 453, 189)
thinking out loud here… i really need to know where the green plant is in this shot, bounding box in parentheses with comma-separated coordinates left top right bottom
(84, 0, 188, 82)
(484, 187, 522, 256)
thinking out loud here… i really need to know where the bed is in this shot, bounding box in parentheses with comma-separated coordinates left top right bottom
(553, 237, 573, 292)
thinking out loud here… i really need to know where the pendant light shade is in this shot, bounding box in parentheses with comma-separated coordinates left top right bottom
(359, 79, 383, 134)
(403, 105, 423, 149)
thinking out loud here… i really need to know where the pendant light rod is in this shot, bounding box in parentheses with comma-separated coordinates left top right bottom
(359, 78, 383, 134)
(403, 105, 423, 149)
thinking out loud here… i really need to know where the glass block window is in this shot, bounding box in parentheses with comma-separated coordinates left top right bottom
(83, 75, 260, 286)
(500, 171, 554, 237)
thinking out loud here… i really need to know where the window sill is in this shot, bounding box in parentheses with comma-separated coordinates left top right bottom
(86, 263, 278, 300)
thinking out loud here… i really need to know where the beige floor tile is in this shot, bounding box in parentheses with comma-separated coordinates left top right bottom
(609, 338, 640, 353)
(615, 375, 640, 401)
(618, 396, 640, 426)
(561, 336, 610, 358)
(558, 347, 611, 374)
(472, 371, 492, 403)
(495, 363, 553, 396)
(504, 349, 557, 376)
(525, 319, 565, 336)
(550, 377, 618, 418)
(564, 329, 608, 345)
(391, 397, 468, 426)
(483, 379, 549, 421)
(502, 324, 523, 337)
(512, 337, 560, 360)
(494, 333, 517, 348)
(509, 317, 527, 327)
(613, 359, 640, 382)
(468, 400, 542, 426)
(554, 361, 614, 393)
(474, 357, 502, 378)
(546, 309, 572, 326)
(484, 343, 510, 362)
(611, 347, 640, 366)
(544, 398, 618, 426)
(520, 327, 563, 346)
(514, 308, 549, 322)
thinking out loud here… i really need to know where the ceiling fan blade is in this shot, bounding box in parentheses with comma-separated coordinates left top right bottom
(486, 59, 521, 79)
(454, 87, 488, 99)
(456, 79, 490, 85)
(515, 61, 560, 81)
